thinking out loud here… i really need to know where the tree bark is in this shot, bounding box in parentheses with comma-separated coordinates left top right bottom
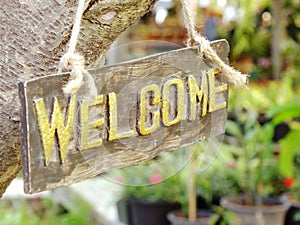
(0, 0, 157, 197)
(271, 0, 284, 80)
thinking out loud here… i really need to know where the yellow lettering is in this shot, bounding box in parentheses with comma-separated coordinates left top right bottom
(34, 94, 76, 165)
(162, 78, 184, 127)
(80, 95, 105, 150)
(138, 84, 160, 135)
(208, 69, 228, 112)
(108, 92, 134, 141)
(187, 73, 208, 120)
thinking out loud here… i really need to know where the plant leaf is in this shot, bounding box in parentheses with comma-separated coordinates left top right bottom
(267, 103, 300, 125)
(226, 120, 242, 139)
(279, 130, 300, 177)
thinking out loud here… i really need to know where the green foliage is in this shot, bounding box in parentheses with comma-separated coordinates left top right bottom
(115, 151, 188, 204)
(0, 198, 93, 225)
(222, 75, 300, 204)
(217, 0, 271, 61)
(228, 77, 297, 117)
(195, 149, 240, 204)
(231, 23, 270, 59)
(219, 80, 298, 204)
(294, 210, 300, 222)
(0, 200, 40, 225)
(267, 101, 300, 197)
(217, 0, 300, 80)
(278, 130, 300, 177)
(121, 173, 185, 203)
(221, 115, 280, 205)
(209, 206, 239, 225)
(268, 104, 300, 125)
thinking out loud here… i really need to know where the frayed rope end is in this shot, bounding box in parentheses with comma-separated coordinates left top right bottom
(222, 66, 249, 88)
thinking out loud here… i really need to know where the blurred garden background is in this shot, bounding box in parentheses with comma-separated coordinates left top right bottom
(1, 0, 300, 224)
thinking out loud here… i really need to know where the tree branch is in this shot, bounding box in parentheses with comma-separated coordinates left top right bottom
(0, 0, 157, 197)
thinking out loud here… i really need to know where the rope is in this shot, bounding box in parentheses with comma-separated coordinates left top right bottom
(58, 0, 97, 96)
(180, 0, 248, 87)
(59, 0, 246, 92)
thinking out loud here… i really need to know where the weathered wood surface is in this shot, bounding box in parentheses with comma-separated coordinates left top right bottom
(19, 40, 229, 193)
(0, 0, 157, 197)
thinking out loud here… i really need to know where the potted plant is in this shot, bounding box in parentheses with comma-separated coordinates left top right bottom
(116, 142, 235, 225)
(166, 141, 239, 225)
(166, 145, 215, 225)
(219, 111, 290, 225)
(113, 151, 187, 225)
(122, 174, 183, 225)
(195, 146, 241, 208)
(114, 140, 235, 225)
(116, 145, 218, 225)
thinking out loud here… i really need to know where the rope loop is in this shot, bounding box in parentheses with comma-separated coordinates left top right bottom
(58, 0, 98, 95)
(59, 53, 86, 94)
(60, 53, 85, 72)
(180, 0, 248, 87)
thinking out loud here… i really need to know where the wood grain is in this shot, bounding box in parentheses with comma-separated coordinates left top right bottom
(19, 40, 229, 193)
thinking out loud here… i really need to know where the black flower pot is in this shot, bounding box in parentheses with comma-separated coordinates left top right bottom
(285, 205, 300, 225)
(117, 198, 133, 225)
(129, 198, 181, 225)
(281, 193, 300, 225)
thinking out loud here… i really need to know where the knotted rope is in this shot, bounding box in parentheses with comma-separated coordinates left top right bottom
(180, 0, 248, 87)
(58, 0, 97, 96)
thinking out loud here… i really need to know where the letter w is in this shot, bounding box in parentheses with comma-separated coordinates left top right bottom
(34, 95, 76, 166)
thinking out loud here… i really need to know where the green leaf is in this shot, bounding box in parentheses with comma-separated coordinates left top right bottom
(294, 210, 300, 222)
(226, 120, 242, 139)
(208, 214, 220, 225)
(244, 111, 258, 131)
(279, 130, 300, 177)
(267, 103, 300, 125)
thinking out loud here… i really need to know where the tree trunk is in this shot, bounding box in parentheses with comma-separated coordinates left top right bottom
(271, 0, 284, 80)
(0, 0, 157, 197)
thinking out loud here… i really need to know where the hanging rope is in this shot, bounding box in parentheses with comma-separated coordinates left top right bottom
(180, 0, 248, 87)
(60, 0, 246, 91)
(58, 0, 97, 96)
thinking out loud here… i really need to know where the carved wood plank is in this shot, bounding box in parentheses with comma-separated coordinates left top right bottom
(19, 40, 229, 194)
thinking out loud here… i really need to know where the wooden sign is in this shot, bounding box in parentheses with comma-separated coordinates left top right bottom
(19, 40, 229, 194)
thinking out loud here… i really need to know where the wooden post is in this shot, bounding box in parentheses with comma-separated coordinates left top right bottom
(188, 146, 197, 222)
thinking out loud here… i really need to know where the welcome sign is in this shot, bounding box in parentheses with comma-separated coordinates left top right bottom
(19, 40, 229, 194)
